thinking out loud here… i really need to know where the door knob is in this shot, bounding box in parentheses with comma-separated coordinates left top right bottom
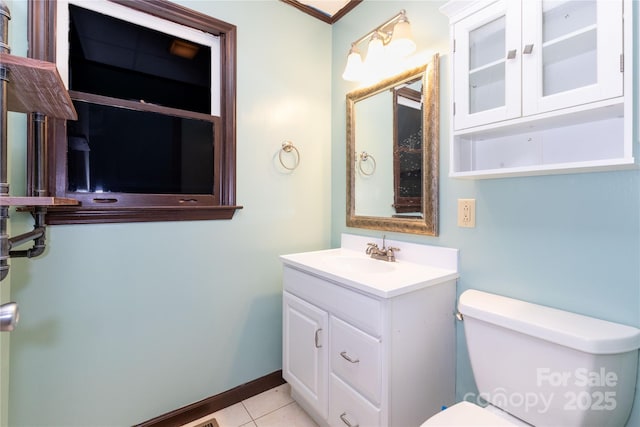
(0, 302, 18, 332)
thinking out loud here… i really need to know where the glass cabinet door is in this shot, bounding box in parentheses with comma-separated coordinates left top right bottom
(522, 0, 623, 115)
(453, 0, 521, 130)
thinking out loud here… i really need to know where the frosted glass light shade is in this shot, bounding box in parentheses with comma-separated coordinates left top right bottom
(364, 35, 385, 69)
(388, 20, 416, 57)
(342, 49, 364, 81)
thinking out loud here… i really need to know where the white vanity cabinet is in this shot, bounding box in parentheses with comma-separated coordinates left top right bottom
(441, 0, 633, 178)
(281, 236, 459, 427)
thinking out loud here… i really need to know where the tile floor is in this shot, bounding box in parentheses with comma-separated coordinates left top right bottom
(182, 383, 318, 427)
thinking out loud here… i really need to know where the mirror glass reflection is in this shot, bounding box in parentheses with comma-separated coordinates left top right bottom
(347, 54, 439, 235)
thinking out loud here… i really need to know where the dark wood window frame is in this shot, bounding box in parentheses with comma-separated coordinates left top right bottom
(28, 0, 241, 225)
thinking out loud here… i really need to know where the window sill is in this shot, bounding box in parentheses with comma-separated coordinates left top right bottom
(41, 205, 243, 225)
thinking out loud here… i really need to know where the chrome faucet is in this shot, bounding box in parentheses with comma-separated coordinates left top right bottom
(365, 235, 400, 262)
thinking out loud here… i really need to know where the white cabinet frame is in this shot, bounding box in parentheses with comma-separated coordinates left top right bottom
(442, 0, 634, 179)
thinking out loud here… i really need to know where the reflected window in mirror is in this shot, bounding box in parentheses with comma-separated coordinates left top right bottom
(346, 54, 439, 236)
(393, 81, 423, 217)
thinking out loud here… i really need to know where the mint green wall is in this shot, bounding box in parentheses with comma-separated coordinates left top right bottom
(6, 1, 332, 425)
(332, 1, 640, 426)
(5, 0, 640, 426)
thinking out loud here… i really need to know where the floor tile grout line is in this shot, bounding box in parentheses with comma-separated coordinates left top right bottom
(245, 400, 298, 424)
(240, 401, 254, 422)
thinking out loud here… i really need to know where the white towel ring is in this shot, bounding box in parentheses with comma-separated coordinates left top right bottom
(279, 141, 300, 171)
(358, 151, 376, 176)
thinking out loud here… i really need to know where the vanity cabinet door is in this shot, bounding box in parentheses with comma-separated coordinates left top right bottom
(521, 0, 623, 115)
(283, 291, 329, 418)
(453, 0, 522, 130)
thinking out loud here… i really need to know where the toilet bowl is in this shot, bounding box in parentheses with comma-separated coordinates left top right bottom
(422, 401, 529, 426)
(422, 290, 640, 426)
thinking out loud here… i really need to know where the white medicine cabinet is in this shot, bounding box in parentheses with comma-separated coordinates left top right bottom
(441, 0, 634, 178)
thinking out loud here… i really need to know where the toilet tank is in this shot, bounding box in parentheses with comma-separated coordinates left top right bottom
(459, 290, 640, 427)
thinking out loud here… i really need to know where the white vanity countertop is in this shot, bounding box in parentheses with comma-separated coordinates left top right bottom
(281, 235, 459, 299)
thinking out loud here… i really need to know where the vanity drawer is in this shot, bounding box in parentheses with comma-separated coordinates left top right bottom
(283, 266, 382, 336)
(329, 374, 380, 427)
(330, 316, 381, 405)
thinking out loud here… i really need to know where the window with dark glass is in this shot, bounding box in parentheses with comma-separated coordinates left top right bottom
(67, 5, 214, 196)
(28, 0, 239, 224)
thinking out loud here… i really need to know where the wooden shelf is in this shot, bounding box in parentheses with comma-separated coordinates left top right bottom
(0, 55, 79, 209)
(0, 196, 79, 207)
(0, 53, 77, 120)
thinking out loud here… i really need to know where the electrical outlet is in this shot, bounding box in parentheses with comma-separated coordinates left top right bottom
(458, 199, 476, 228)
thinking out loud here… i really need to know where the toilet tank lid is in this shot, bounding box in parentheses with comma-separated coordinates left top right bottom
(458, 290, 640, 354)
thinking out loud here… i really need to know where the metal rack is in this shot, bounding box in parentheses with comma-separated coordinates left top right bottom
(0, 1, 78, 331)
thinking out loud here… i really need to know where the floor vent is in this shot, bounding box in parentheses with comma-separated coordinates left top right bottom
(192, 419, 219, 427)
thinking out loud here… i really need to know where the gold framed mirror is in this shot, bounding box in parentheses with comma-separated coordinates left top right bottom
(346, 53, 439, 235)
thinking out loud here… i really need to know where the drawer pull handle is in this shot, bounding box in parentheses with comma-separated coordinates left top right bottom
(340, 351, 359, 363)
(506, 49, 517, 59)
(340, 412, 359, 427)
(314, 329, 322, 348)
(523, 44, 534, 55)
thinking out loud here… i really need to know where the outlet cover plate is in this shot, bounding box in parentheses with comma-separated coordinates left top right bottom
(458, 199, 476, 228)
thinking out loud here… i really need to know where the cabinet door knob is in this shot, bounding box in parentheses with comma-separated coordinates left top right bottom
(340, 351, 360, 363)
(523, 44, 534, 55)
(506, 49, 517, 59)
(340, 412, 359, 427)
(314, 328, 322, 348)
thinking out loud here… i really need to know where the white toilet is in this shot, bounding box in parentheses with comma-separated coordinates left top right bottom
(423, 290, 640, 426)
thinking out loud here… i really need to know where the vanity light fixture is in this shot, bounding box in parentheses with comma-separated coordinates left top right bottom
(342, 9, 416, 82)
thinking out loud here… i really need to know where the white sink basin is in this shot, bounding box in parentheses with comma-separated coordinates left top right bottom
(325, 255, 396, 274)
